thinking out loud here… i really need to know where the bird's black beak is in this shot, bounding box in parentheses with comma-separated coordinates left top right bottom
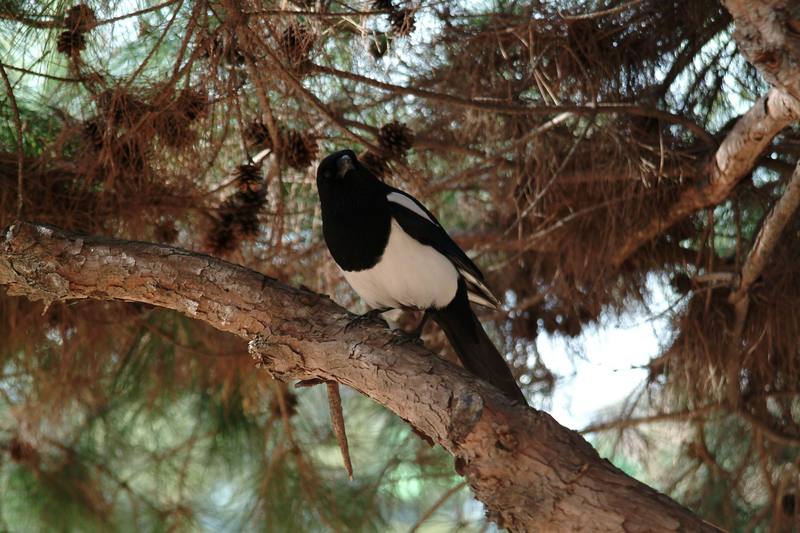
(336, 154, 354, 177)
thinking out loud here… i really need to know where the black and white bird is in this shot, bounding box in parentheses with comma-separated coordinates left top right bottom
(316, 149, 526, 404)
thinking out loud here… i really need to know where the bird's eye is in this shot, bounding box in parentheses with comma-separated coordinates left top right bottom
(336, 155, 354, 177)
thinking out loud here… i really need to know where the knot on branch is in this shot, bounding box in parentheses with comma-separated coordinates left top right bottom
(447, 387, 484, 445)
(1, 222, 76, 303)
(493, 424, 518, 453)
(248, 333, 307, 380)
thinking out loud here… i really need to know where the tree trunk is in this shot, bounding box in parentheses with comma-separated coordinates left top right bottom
(0, 221, 720, 532)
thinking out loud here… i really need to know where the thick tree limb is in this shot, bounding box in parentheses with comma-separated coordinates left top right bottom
(724, 0, 800, 102)
(612, 88, 800, 267)
(0, 221, 719, 532)
(613, 1, 800, 267)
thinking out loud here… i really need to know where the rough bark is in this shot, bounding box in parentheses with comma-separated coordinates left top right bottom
(724, 0, 800, 102)
(0, 221, 720, 532)
(613, 0, 800, 267)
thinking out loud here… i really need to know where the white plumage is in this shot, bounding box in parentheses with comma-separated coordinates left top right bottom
(342, 219, 458, 309)
(386, 191, 437, 224)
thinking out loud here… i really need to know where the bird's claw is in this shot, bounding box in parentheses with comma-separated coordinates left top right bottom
(385, 329, 424, 347)
(344, 308, 388, 332)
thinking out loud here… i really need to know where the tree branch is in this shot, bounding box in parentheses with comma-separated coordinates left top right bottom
(0, 221, 720, 532)
(724, 0, 800, 102)
(732, 160, 800, 300)
(310, 64, 716, 146)
(612, 87, 800, 267)
(613, 1, 800, 267)
(725, 160, 800, 405)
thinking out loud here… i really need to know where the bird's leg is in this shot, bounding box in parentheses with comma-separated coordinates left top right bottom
(386, 310, 431, 347)
(407, 309, 431, 340)
(344, 307, 390, 331)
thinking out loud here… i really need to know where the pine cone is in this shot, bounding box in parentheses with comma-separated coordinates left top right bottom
(211, 186, 267, 247)
(206, 219, 239, 255)
(57, 30, 86, 56)
(244, 122, 317, 170)
(64, 3, 96, 32)
(278, 24, 315, 73)
(245, 120, 271, 146)
(236, 190, 266, 237)
(96, 89, 149, 128)
(82, 118, 104, 151)
(176, 88, 207, 121)
(282, 129, 318, 170)
(360, 150, 388, 177)
(154, 111, 194, 149)
(378, 121, 413, 158)
(389, 8, 415, 36)
(235, 163, 263, 192)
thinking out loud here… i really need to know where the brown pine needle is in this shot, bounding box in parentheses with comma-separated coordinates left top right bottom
(326, 382, 353, 480)
(0, 62, 24, 218)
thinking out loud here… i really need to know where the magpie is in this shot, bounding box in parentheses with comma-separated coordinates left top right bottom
(316, 149, 526, 404)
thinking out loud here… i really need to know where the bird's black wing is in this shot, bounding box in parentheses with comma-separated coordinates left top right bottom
(385, 188, 500, 309)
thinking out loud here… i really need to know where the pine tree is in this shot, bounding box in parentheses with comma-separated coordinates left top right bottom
(1, 0, 799, 530)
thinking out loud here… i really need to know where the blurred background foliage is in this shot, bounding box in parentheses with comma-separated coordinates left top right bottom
(0, 0, 798, 531)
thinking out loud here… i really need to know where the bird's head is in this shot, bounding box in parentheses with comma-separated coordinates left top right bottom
(317, 149, 359, 184)
(316, 149, 384, 210)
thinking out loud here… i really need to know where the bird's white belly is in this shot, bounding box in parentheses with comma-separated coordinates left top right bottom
(342, 219, 458, 310)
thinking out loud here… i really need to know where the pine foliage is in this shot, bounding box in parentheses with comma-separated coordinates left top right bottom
(0, 0, 798, 530)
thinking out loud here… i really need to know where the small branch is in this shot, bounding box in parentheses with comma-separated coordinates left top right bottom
(560, 0, 645, 20)
(96, 0, 180, 27)
(241, 28, 380, 153)
(246, 9, 389, 18)
(326, 382, 353, 480)
(0, 62, 83, 83)
(580, 404, 721, 434)
(0, 62, 24, 218)
(409, 480, 468, 532)
(726, 160, 800, 405)
(310, 64, 715, 146)
(739, 409, 800, 446)
(124, 0, 184, 87)
(732, 160, 800, 301)
(0, 0, 179, 28)
(242, 55, 281, 154)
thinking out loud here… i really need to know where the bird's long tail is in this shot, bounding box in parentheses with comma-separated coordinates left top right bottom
(433, 283, 527, 404)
